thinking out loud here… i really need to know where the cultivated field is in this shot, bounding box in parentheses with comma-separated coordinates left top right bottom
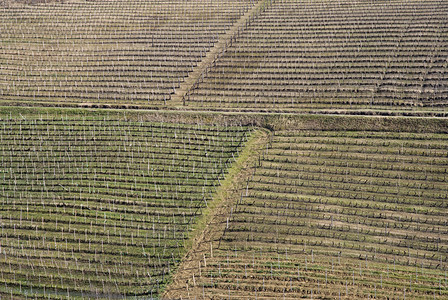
(165, 126, 448, 299)
(0, 0, 255, 108)
(3, 0, 447, 115)
(1, 0, 448, 299)
(185, 0, 448, 113)
(0, 113, 251, 298)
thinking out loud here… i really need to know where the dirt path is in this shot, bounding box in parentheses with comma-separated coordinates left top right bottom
(170, 0, 270, 108)
(161, 128, 271, 299)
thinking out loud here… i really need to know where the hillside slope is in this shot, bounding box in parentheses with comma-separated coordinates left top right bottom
(0, 112, 251, 298)
(0, 0, 256, 108)
(164, 117, 448, 299)
(184, 0, 448, 114)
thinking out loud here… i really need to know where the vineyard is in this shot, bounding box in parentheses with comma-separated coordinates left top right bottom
(0, 113, 251, 298)
(1, 0, 447, 115)
(185, 0, 448, 113)
(0, 0, 255, 108)
(165, 127, 448, 299)
(1, 0, 448, 299)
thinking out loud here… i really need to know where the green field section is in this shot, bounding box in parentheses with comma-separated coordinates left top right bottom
(182, 129, 448, 299)
(185, 0, 448, 113)
(0, 115, 251, 298)
(0, 0, 255, 108)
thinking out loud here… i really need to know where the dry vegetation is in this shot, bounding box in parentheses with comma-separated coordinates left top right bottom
(167, 128, 448, 299)
(185, 0, 448, 113)
(0, 0, 255, 107)
(1, 0, 448, 299)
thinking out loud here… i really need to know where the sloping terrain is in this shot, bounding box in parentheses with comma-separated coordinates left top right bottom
(165, 122, 448, 299)
(1, 0, 448, 299)
(0, 0, 256, 108)
(2, 0, 447, 115)
(0, 113, 251, 298)
(185, 0, 448, 114)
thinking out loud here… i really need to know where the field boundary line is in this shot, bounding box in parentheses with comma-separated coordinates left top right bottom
(170, 0, 272, 108)
(3, 106, 448, 134)
(161, 128, 271, 298)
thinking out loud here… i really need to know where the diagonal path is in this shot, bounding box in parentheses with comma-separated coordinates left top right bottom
(162, 129, 271, 299)
(170, 0, 270, 108)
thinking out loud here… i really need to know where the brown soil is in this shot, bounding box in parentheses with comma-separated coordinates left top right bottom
(2, 0, 74, 7)
(162, 129, 271, 299)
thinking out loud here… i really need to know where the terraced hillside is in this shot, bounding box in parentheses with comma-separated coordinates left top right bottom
(185, 0, 448, 113)
(166, 127, 448, 299)
(0, 114, 251, 298)
(0, 0, 256, 108)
